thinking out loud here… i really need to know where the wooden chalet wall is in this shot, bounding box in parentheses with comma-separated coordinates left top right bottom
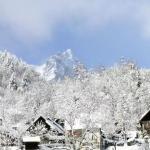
(140, 110, 150, 136)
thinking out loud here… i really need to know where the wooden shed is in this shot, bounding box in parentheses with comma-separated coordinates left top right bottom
(22, 136, 40, 150)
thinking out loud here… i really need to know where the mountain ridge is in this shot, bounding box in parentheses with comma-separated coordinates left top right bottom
(34, 49, 77, 80)
(0, 49, 77, 81)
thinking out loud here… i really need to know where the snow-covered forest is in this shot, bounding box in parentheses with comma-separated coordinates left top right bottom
(0, 50, 149, 136)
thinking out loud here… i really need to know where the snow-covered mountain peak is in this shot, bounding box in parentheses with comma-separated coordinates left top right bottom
(61, 49, 73, 60)
(35, 49, 76, 80)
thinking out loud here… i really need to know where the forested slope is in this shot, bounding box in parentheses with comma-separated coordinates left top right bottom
(0, 50, 149, 135)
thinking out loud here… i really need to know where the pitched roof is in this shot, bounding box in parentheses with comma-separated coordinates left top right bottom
(140, 110, 150, 122)
(46, 118, 64, 134)
(27, 116, 64, 134)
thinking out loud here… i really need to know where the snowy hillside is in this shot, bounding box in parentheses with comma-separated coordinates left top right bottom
(0, 49, 150, 141)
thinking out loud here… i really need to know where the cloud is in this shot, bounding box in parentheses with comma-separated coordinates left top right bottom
(0, 0, 150, 44)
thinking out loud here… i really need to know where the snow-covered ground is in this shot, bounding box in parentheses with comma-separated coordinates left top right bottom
(107, 145, 145, 150)
(0, 147, 19, 150)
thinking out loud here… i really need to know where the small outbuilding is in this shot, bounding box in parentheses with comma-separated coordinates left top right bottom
(22, 136, 40, 149)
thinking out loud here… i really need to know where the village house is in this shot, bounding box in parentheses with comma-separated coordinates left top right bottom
(22, 116, 65, 149)
(66, 127, 103, 150)
(0, 116, 105, 149)
(140, 110, 150, 137)
(65, 117, 104, 150)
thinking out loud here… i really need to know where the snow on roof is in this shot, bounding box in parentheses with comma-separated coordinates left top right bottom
(22, 136, 41, 143)
(27, 116, 64, 134)
(140, 109, 150, 122)
(46, 135, 65, 140)
(46, 118, 64, 134)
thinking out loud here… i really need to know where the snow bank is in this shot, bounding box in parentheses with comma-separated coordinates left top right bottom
(0, 147, 19, 150)
(107, 145, 143, 150)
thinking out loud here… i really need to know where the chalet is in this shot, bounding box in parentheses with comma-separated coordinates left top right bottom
(22, 116, 65, 149)
(140, 110, 150, 137)
(65, 117, 104, 150)
(66, 128, 103, 150)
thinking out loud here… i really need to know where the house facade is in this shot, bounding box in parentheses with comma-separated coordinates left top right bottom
(23, 116, 65, 149)
(140, 110, 150, 137)
(66, 128, 103, 150)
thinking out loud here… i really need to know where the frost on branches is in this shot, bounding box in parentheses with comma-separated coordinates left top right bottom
(0, 51, 149, 149)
